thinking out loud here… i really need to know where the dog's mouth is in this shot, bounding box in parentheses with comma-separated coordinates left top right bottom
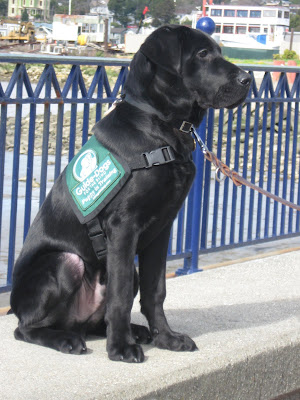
(225, 92, 248, 109)
(212, 86, 249, 110)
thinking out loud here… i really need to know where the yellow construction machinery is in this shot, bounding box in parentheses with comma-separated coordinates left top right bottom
(0, 22, 35, 43)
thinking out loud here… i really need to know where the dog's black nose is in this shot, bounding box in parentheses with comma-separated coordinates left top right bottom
(238, 71, 252, 86)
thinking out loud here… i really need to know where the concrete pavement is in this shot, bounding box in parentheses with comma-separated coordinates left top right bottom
(0, 250, 299, 400)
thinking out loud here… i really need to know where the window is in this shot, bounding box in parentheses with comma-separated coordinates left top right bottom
(11, 7, 14, 13)
(263, 10, 276, 18)
(223, 26, 234, 33)
(211, 9, 222, 17)
(23, 0, 25, 5)
(284, 12, 289, 19)
(250, 10, 261, 18)
(90, 24, 97, 33)
(237, 10, 248, 18)
(82, 23, 89, 33)
(215, 25, 221, 33)
(278, 11, 282, 18)
(236, 26, 246, 34)
(249, 26, 260, 33)
(224, 10, 235, 17)
(12, 0, 14, 4)
(40, 0, 43, 6)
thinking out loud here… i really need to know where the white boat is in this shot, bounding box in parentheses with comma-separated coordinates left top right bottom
(215, 34, 280, 50)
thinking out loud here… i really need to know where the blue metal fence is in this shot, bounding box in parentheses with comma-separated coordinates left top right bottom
(0, 54, 299, 292)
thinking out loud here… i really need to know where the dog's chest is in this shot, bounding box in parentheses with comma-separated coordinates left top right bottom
(158, 161, 195, 207)
(134, 161, 195, 243)
(68, 272, 106, 325)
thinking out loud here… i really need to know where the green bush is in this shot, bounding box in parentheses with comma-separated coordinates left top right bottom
(273, 50, 299, 61)
(282, 49, 298, 60)
(273, 53, 281, 60)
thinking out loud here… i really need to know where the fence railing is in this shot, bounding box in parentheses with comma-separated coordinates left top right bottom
(0, 54, 299, 292)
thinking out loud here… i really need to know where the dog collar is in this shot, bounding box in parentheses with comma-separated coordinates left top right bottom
(124, 94, 195, 134)
(124, 94, 167, 121)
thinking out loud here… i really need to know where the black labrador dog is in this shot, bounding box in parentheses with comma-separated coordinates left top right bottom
(10, 25, 251, 363)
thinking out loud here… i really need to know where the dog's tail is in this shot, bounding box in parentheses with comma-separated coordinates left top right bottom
(0, 307, 13, 316)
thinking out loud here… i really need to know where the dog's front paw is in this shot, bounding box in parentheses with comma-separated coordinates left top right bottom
(108, 343, 145, 363)
(154, 331, 197, 352)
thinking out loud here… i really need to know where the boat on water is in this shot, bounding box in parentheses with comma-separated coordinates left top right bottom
(196, 3, 290, 58)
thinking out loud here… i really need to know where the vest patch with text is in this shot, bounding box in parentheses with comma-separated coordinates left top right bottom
(64, 135, 131, 224)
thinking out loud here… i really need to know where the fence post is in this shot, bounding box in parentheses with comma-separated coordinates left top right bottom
(188, 119, 207, 273)
(177, 117, 206, 274)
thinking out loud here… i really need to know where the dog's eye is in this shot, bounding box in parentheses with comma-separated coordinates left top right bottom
(198, 49, 208, 58)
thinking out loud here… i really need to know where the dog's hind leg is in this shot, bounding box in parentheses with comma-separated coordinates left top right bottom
(11, 252, 87, 354)
(14, 325, 87, 354)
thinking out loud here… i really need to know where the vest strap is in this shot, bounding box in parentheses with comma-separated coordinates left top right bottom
(86, 218, 107, 259)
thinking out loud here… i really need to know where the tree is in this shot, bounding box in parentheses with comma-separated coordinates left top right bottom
(72, 0, 90, 15)
(50, 0, 89, 16)
(290, 11, 300, 32)
(108, 0, 137, 27)
(21, 9, 29, 22)
(0, 0, 8, 16)
(151, 0, 175, 27)
(50, 0, 69, 16)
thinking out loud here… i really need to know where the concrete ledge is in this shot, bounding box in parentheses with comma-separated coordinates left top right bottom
(0, 251, 299, 400)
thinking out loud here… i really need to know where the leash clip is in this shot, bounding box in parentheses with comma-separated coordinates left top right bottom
(190, 126, 209, 155)
(103, 98, 122, 117)
(190, 125, 227, 184)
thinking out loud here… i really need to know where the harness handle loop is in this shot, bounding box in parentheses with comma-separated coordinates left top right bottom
(215, 167, 227, 184)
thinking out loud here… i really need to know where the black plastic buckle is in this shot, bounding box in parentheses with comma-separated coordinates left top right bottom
(179, 121, 193, 134)
(143, 146, 175, 168)
(88, 230, 107, 259)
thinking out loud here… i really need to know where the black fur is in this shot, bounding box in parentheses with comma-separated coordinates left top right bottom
(10, 25, 251, 362)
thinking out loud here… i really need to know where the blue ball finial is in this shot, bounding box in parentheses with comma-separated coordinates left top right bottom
(196, 17, 216, 35)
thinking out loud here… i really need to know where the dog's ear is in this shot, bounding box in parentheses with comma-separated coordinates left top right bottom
(140, 26, 183, 76)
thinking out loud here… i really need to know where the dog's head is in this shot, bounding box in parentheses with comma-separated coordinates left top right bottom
(125, 25, 251, 126)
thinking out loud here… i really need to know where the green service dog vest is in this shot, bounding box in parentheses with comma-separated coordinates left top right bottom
(65, 135, 131, 224)
(64, 134, 179, 258)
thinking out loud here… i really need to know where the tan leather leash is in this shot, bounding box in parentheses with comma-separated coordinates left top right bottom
(190, 126, 300, 212)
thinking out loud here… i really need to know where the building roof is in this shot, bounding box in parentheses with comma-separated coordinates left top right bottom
(110, 27, 126, 34)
